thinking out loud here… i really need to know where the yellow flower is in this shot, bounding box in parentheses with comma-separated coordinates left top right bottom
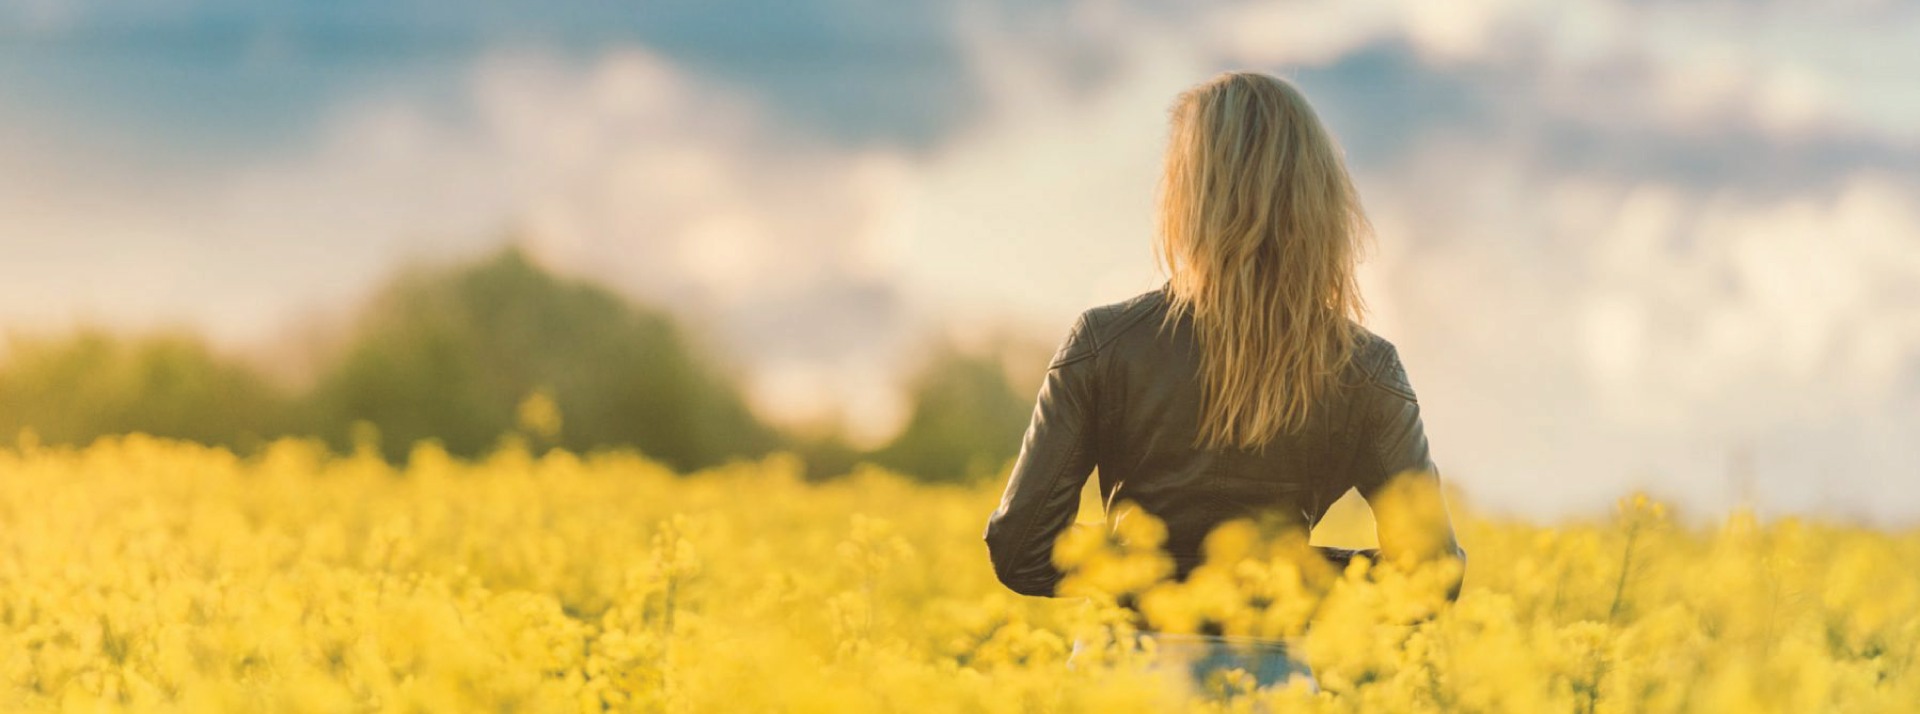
(4, 437, 1917, 712)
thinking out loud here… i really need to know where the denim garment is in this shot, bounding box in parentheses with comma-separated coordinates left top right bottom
(1069, 632, 1317, 695)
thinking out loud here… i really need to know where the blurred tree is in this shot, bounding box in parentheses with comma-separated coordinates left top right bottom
(786, 430, 864, 483)
(867, 339, 1036, 484)
(301, 244, 778, 470)
(0, 241, 1070, 483)
(0, 329, 291, 451)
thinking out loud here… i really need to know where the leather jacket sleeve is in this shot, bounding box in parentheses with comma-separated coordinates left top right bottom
(1354, 342, 1467, 600)
(983, 311, 1100, 597)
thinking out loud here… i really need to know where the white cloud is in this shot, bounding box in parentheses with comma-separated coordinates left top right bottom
(885, 3, 1195, 331)
(1202, 0, 1530, 67)
(1203, 0, 1401, 67)
(1208, 0, 1920, 144)
(1541, 0, 1920, 143)
(1356, 137, 1920, 520)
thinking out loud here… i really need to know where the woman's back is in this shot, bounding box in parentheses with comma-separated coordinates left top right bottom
(982, 283, 1456, 595)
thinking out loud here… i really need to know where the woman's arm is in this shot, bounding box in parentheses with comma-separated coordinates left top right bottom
(983, 311, 1101, 597)
(1354, 341, 1466, 599)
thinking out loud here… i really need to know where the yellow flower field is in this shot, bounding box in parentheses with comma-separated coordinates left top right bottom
(3, 434, 1917, 712)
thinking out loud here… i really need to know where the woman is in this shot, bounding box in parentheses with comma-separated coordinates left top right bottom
(982, 71, 1466, 693)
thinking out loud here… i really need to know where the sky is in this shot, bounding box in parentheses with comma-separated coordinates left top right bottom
(2, 0, 1918, 521)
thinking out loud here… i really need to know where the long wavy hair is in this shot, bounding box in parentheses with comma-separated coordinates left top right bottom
(1153, 71, 1373, 451)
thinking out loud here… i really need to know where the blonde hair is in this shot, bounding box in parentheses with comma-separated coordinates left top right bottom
(1153, 71, 1373, 451)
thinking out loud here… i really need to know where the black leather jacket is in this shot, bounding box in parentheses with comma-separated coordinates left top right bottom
(984, 285, 1465, 598)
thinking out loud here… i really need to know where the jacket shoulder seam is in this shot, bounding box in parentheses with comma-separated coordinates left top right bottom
(1090, 289, 1165, 349)
(1051, 289, 1165, 370)
(1358, 334, 1417, 402)
(1048, 311, 1099, 370)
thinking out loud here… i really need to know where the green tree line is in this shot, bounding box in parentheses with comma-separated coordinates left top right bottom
(0, 245, 1040, 483)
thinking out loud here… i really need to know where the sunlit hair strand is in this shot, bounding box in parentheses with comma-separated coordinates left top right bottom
(1152, 71, 1374, 452)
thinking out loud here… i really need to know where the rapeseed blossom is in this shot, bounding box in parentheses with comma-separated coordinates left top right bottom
(1, 434, 1917, 712)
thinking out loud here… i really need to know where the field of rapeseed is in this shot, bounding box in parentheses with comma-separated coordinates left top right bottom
(4, 434, 1919, 713)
